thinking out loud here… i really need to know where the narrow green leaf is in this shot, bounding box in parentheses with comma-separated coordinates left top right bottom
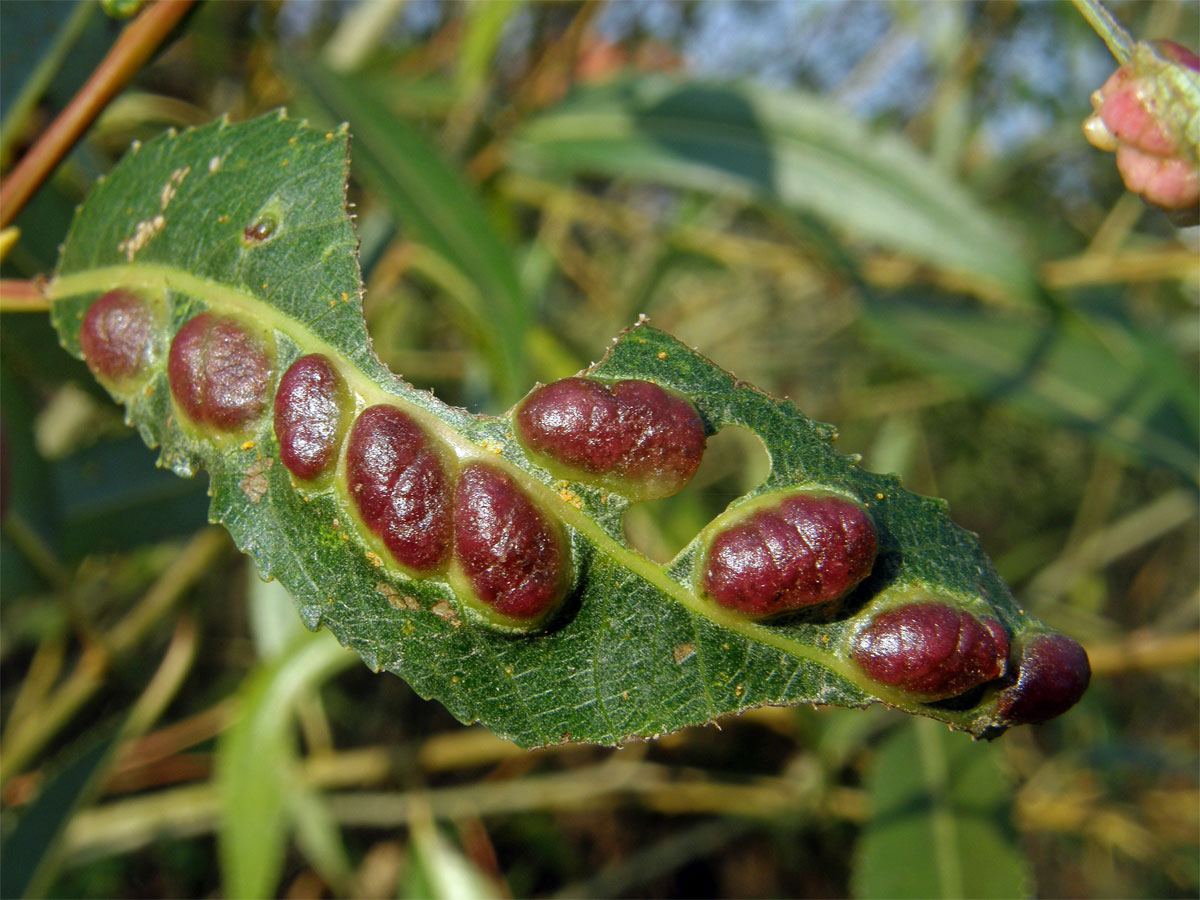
(508, 76, 1037, 303)
(286, 781, 354, 896)
(458, 0, 523, 93)
(0, 736, 117, 899)
(865, 294, 1200, 483)
(403, 812, 508, 900)
(285, 62, 531, 402)
(216, 630, 354, 899)
(48, 113, 1081, 749)
(852, 718, 1030, 899)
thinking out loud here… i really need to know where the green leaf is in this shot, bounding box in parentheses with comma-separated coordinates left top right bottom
(48, 112, 1068, 748)
(0, 735, 118, 899)
(852, 718, 1030, 899)
(402, 812, 508, 900)
(507, 76, 1037, 303)
(864, 294, 1200, 484)
(285, 62, 532, 403)
(216, 629, 354, 900)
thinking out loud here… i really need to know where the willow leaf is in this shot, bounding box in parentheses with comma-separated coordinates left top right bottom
(507, 76, 1036, 304)
(47, 112, 1073, 747)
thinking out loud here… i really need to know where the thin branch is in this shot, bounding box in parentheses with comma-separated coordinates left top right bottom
(0, 528, 227, 786)
(0, 279, 50, 313)
(1086, 629, 1200, 676)
(1069, 0, 1135, 64)
(0, 0, 194, 229)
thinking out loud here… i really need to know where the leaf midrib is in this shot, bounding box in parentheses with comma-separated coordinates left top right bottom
(48, 261, 979, 729)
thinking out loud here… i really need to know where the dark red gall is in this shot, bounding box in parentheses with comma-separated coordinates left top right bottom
(79, 290, 158, 382)
(346, 405, 452, 574)
(243, 216, 276, 243)
(453, 462, 569, 623)
(514, 376, 706, 500)
(168, 312, 273, 430)
(851, 602, 1010, 701)
(274, 354, 350, 480)
(995, 633, 1090, 725)
(701, 492, 877, 617)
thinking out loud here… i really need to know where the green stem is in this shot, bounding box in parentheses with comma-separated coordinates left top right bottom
(1070, 0, 1135, 64)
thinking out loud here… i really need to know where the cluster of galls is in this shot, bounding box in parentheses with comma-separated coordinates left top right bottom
(81, 291, 570, 630)
(80, 290, 1090, 727)
(1083, 40, 1200, 223)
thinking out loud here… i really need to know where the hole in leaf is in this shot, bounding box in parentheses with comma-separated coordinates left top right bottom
(623, 424, 771, 563)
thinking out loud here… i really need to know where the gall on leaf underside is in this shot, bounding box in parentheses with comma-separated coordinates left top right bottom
(46, 111, 1085, 747)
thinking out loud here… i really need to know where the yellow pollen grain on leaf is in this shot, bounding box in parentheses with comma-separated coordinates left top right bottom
(505, 666, 513, 675)
(657, 351, 667, 360)
(735, 685, 744, 697)
(558, 487, 583, 509)
(332, 518, 340, 529)
(622, 691, 630, 700)
(281, 159, 289, 167)
(288, 136, 297, 144)
(325, 132, 334, 140)
(876, 492, 884, 500)
(241, 440, 255, 450)
(342, 292, 349, 302)
(218, 214, 228, 223)
(366, 552, 383, 568)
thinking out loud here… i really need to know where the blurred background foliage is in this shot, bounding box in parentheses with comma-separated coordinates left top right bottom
(1, 1, 1197, 897)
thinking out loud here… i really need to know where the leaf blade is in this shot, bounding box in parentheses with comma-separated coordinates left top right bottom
(48, 112, 1073, 749)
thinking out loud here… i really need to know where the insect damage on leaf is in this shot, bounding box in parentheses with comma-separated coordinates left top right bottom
(47, 111, 1090, 748)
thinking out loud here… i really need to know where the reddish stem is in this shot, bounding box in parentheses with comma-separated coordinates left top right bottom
(0, 0, 194, 229)
(0, 279, 49, 313)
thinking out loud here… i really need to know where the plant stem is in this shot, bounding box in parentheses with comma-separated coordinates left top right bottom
(0, 528, 227, 786)
(0, 0, 194, 230)
(0, 0, 97, 164)
(0, 280, 50, 312)
(1069, 0, 1135, 64)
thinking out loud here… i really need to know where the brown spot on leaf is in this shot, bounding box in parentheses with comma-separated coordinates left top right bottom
(376, 582, 403, 609)
(240, 458, 270, 503)
(431, 600, 460, 625)
(375, 582, 419, 611)
(673, 642, 697, 665)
